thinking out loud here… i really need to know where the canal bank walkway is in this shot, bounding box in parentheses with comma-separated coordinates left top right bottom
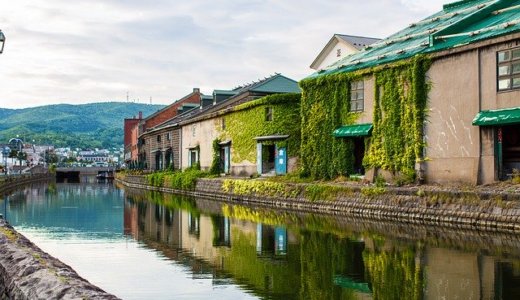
(116, 174, 520, 234)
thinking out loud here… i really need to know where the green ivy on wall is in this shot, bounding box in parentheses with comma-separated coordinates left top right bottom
(299, 72, 361, 179)
(299, 55, 430, 180)
(220, 93, 301, 164)
(364, 56, 431, 177)
(209, 138, 222, 175)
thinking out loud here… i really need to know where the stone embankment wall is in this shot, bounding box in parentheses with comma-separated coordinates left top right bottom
(0, 219, 119, 300)
(0, 174, 120, 299)
(118, 175, 520, 234)
(0, 174, 53, 196)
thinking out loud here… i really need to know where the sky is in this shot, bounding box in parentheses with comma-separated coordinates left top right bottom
(0, 0, 448, 109)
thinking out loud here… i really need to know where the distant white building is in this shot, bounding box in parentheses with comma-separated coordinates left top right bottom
(25, 144, 54, 166)
(310, 34, 380, 71)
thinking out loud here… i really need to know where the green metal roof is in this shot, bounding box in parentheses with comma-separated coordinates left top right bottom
(310, 0, 520, 78)
(333, 123, 373, 137)
(472, 106, 520, 125)
(231, 74, 300, 94)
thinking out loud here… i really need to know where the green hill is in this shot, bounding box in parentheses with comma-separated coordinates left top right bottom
(0, 102, 165, 149)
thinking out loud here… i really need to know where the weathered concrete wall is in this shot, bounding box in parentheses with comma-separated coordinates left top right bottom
(117, 176, 520, 234)
(481, 40, 520, 110)
(425, 50, 481, 185)
(0, 219, 119, 300)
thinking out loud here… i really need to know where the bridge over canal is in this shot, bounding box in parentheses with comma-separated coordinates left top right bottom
(56, 167, 118, 182)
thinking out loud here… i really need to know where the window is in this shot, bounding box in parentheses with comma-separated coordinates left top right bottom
(265, 107, 273, 122)
(166, 132, 171, 141)
(189, 148, 199, 167)
(222, 118, 226, 130)
(156, 135, 161, 143)
(350, 80, 364, 112)
(497, 48, 520, 91)
(337, 48, 342, 57)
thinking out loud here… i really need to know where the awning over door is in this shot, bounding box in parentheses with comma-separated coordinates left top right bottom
(333, 123, 373, 137)
(254, 135, 289, 141)
(472, 107, 520, 126)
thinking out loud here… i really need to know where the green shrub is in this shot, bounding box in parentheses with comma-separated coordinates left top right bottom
(304, 184, 352, 201)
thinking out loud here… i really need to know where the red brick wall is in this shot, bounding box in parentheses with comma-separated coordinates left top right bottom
(124, 118, 140, 147)
(130, 125, 139, 161)
(144, 90, 201, 130)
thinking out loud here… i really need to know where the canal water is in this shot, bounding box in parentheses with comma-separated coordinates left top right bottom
(2, 182, 520, 299)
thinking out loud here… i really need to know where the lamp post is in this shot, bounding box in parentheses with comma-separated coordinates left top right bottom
(9, 138, 24, 174)
(1, 146, 9, 175)
(0, 30, 5, 54)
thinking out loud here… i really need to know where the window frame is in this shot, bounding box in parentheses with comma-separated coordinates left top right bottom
(350, 80, 364, 112)
(497, 47, 520, 92)
(265, 107, 273, 122)
(188, 148, 199, 167)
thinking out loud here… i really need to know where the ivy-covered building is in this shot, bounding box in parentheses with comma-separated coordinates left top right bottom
(178, 74, 301, 176)
(302, 0, 520, 184)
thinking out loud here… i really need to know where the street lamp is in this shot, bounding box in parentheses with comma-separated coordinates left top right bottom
(9, 138, 24, 174)
(0, 30, 5, 54)
(1, 146, 10, 175)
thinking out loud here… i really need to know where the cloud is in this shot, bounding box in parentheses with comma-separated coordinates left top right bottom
(0, 0, 445, 109)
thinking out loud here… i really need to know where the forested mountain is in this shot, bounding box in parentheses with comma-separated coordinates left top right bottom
(0, 102, 164, 149)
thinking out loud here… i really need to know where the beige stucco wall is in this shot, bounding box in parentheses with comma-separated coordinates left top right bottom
(357, 75, 375, 125)
(181, 117, 219, 170)
(424, 51, 482, 184)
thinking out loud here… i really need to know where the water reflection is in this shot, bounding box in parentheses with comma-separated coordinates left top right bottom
(3, 183, 520, 299)
(124, 189, 520, 300)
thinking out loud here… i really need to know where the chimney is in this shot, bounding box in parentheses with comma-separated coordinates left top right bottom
(138, 111, 143, 119)
(193, 88, 200, 93)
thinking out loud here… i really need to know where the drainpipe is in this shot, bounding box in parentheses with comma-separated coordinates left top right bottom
(179, 128, 183, 171)
(477, 47, 483, 184)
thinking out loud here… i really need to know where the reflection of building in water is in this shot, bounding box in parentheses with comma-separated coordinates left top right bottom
(211, 216, 230, 247)
(256, 224, 287, 257)
(423, 247, 520, 300)
(123, 197, 520, 300)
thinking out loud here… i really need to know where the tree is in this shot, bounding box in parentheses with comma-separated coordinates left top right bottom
(45, 150, 59, 164)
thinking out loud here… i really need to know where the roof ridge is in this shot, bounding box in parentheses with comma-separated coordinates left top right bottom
(232, 73, 281, 90)
(432, 0, 510, 44)
(443, 0, 493, 10)
(335, 33, 381, 40)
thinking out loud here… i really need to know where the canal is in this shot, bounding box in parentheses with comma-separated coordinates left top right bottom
(2, 181, 520, 299)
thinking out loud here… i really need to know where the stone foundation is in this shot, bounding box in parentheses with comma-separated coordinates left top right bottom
(117, 176, 520, 234)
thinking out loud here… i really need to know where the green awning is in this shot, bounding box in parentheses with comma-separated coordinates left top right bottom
(472, 107, 520, 126)
(333, 123, 373, 137)
(333, 276, 371, 294)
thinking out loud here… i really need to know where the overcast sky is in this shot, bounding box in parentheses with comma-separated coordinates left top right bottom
(0, 0, 448, 109)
